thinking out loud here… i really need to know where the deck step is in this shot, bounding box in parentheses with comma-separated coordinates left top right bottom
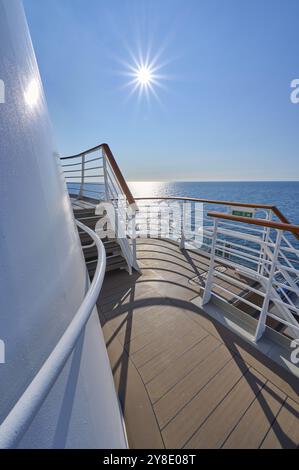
(72, 204, 128, 275)
(77, 217, 102, 230)
(83, 240, 120, 260)
(87, 254, 126, 276)
(80, 232, 127, 274)
(84, 240, 126, 276)
(106, 260, 127, 272)
(104, 240, 120, 253)
(106, 253, 125, 266)
(73, 208, 96, 217)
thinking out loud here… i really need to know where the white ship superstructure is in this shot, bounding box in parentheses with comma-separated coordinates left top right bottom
(0, 0, 126, 449)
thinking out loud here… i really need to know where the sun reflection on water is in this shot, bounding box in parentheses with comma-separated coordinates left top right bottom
(128, 181, 168, 198)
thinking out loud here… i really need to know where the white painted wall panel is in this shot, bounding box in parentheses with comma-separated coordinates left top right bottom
(0, 0, 126, 448)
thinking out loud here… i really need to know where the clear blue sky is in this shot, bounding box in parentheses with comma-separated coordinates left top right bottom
(24, 0, 299, 181)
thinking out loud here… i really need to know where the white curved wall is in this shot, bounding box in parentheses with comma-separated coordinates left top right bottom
(0, 0, 126, 448)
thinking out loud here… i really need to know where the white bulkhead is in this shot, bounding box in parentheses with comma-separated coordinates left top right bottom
(0, 0, 126, 448)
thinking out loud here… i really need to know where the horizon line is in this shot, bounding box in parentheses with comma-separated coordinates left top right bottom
(128, 179, 299, 183)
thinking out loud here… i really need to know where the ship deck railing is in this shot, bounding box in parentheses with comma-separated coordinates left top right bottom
(60, 143, 299, 448)
(60, 143, 299, 343)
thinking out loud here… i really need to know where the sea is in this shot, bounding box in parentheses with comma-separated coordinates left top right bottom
(128, 181, 299, 226)
(67, 180, 299, 251)
(128, 181, 299, 253)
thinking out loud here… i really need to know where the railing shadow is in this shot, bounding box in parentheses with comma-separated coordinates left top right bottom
(98, 238, 299, 449)
(205, 316, 299, 448)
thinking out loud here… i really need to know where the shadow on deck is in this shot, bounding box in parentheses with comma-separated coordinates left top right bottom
(97, 238, 299, 449)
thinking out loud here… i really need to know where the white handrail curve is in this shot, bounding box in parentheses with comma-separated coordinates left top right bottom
(0, 220, 106, 448)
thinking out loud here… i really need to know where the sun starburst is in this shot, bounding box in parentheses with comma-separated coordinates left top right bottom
(121, 51, 168, 104)
(135, 65, 153, 86)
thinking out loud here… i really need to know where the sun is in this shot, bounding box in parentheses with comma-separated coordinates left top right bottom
(135, 66, 153, 86)
(121, 51, 169, 102)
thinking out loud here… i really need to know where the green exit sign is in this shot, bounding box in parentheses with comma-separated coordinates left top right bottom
(231, 207, 255, 218)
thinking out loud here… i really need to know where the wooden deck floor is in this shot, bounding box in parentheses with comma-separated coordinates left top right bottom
(97, 238, 299, 449)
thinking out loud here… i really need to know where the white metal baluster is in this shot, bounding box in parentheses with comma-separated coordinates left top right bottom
(180, 200, 186, 249)
(102, 148, 109, 201)
(258, 209, 272, 276)
(158, 203, 161, 239)
(255, 229, 283, 342)
(78, 153, 85, 199)
(131, 204, 139, 271)
(202, 219, 219, 305)
(147, 203, 150, 238)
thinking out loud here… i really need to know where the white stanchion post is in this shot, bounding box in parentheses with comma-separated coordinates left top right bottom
(255, 229, 282, 342)
(202, 218, 219, 306)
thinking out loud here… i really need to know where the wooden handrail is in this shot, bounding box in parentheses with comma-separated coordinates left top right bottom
(134, 196, 275, 210)
(60, 143, 105, 160)
(101, 144, 135, 205)
(61, 149, 298, 240)
(135, 197, 299, 241)
(207, 211, 299, 236)
(61, 143, 135, 205)
(272, 206, 293, 226)
(271, 207, 299, 241)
